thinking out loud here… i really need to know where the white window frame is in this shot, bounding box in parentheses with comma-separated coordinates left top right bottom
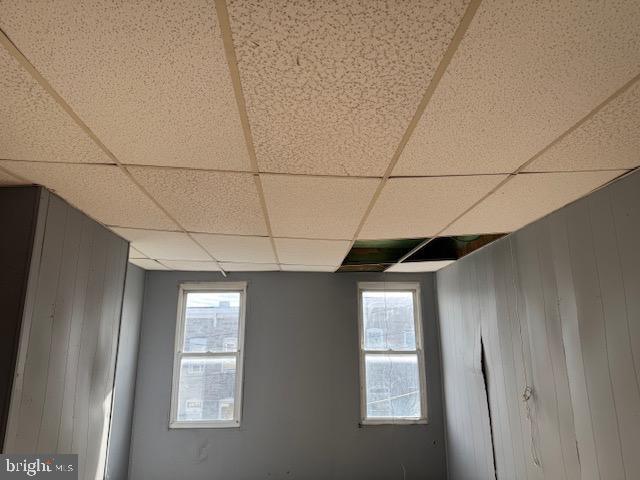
(170, 282, 247, 429)
(357, 282, 428, 425)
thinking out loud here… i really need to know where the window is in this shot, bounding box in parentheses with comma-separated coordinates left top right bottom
(357, 282, 427, 424)
(170, 282, 247, 428)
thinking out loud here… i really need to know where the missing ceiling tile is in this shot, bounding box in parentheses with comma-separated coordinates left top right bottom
(339, 238, 425, 272)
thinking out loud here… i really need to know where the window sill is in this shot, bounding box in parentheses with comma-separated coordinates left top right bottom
(359, 418, 428, 426)
(169, 420, 240, 429)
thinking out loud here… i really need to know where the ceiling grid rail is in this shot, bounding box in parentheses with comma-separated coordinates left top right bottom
(391, 71, 640, 268)
(336, 0, 484, 269)
(214, 0, 282, 270)
(0, 28, 229, 276)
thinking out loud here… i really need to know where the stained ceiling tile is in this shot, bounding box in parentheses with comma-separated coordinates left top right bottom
(525, 81, 640, 172)
(160, 260, 220, 272)
(129, 258, 168, 270)
(128, 167, 267, 235)
(261, 175, 378, 239)
(0, 47, 110, 164)
(386, 260, 455, 272)
(221, 262, 279, 271)
(190, 233, 275, 263)
(443, 171, 626, 235)
(280, 264, 337, 272)
(359, 176, 506, 239)
(274, 238, 350, 266)
(0, 161, 177, 230)
(394, 0, 640, 176)
(227, 0, 470, 176)
(128, 246, 147, 259)
(0, 0, 250, 170)
(112, 228, 209, 261)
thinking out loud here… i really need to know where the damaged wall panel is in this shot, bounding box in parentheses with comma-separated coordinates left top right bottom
(437, 169, 640, 479)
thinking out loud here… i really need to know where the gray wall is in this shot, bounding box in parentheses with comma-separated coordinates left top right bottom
(106, 264, 146, 480)
(436, 170, 640, 479)
(3, 189, 129, 480)
(128, 272, 445, 480)
(0, 186, 40, 450)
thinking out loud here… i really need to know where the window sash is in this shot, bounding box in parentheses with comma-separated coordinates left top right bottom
(357, 282, 428, 425)
(170, 282, 247, 429)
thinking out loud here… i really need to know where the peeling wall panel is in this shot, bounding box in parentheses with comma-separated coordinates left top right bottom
(438, 258, 496, 480)
(437, 169, 640, 479)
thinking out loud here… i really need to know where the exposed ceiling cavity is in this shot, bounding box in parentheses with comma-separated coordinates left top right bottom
(338, 235, 505, 272)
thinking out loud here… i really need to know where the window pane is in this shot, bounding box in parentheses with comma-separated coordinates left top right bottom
(177, 357, 236, 422)
(362, 291, 416, 351)
(183, 292, 241, 353)
(365, 354, 421, 419)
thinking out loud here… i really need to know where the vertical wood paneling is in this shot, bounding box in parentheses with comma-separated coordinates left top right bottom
(565, 202, 625, 478)
(548, 211, 600, 480)
(493, 242, 529, 478)
(438, 256, 495, 480)
(4, 190, 127, 480)
(73, 224, 108, 479)
(57, 216, 93, 452)
(610, 179, 640, 391)
(13, 195, 68, 451)
(437, 170, 640, 480)
(588, 193, 640, 477)
(536, 223, 580, 480)
(37, 206, 84, 451)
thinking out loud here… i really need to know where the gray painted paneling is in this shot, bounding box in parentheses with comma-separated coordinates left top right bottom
(128, 272, 445, 480)
(106, 264, 145, 480)
(3, 190, 128, 480)
(437, 170, 640, 480)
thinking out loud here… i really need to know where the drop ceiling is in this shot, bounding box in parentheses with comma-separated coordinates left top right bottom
(0, 0, 638, 273)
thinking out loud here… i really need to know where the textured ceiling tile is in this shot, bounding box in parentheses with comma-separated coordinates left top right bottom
(0, 0, 250, 171)
(261, 175, 379, 239)
(359, 175, 506, 239)
(112, 228, 209, 261)
(443, 171, 626, 235)
(129, 258, 168, 270)
(280, 264, 337, 272)
(190, 233, 275, 263)
(220, 262, 279, 271)
(0, 168, 23, 185)
(0, 161, 176, 230)
(387, 260, 455, 272)
(525, 81, 640, 172)
(394, 0, 640, 176)
(128, 246, 147, 259)
(274, 238, 350, 266)
(0, 47, 110, 164)
(128, 167, 267, 235)
(227, 0, 470, 176)
(161, 260, 220, 272)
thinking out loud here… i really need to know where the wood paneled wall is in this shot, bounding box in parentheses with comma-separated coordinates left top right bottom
(3, 189, 128, 480)
(437, 170, 640, 480)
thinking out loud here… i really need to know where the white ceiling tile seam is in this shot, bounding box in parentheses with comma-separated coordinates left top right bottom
(214, 0, 281, 269)
(0, 27, 229, 275)
(336, 0, 484, 267)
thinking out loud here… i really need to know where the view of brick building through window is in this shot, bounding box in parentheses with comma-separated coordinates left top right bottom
(176, 292, 242, 423)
